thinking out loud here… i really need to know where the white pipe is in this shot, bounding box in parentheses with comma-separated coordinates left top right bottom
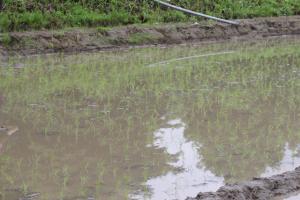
(147, 51, 235, 67)
(154, 0, 239, 25)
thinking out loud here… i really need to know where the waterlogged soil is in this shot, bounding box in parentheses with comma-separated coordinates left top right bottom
(188, 167, 300, 200)
(0, 16, 300, 56)
(0, 38, 300, 200)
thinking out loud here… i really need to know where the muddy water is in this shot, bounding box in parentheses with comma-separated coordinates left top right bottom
(0, 38, 300, 200)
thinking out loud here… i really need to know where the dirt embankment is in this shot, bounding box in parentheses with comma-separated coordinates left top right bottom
(187, 167, 300, 200)
(0, 16, 300, 56)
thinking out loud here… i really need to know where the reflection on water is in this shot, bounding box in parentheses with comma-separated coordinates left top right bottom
(0, 38, 300, 200)
(284, 193, 300, 200)
(261, 144, 300, 177)
(275, 192, 300, 200)
(132, 119, 223, 200)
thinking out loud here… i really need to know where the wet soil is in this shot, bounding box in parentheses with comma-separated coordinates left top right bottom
(0, 16, 300, 56)
(187, 167, 300, 200)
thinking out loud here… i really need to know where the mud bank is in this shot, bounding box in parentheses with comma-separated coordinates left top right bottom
(0, 16, 300, 56)
(187, 167, 300, 200)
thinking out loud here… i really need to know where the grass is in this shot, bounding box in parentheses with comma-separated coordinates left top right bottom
(0, 0, 300, 32)
(128, 32, 161, 44)
(96, 26, 112, 36)
(0, 32, 11, 45)
(0, 39, 300, 199)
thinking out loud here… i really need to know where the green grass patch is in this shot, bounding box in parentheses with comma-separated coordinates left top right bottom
(96, 26, 112, 36)
(0, 0, 299, 32)
(128, 32, 160, 44)
(0, 33, 12, 46)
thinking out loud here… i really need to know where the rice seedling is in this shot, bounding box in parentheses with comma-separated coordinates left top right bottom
(0, 38, 299, 199)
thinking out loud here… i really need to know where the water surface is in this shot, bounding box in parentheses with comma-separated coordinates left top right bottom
(0, 38, 300, 200)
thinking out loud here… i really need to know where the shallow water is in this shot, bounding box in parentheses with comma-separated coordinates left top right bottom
(285, 195, 300, 200)
(0, 38, 300, 200)
(275, 192, 300, 200)
(285, 194, 300, 200)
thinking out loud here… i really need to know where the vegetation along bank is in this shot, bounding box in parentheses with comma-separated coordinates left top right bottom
(0, 0, 300, 32)
(1, 15, 300, 56)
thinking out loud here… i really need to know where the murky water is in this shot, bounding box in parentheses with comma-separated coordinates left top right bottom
(0, 38, 300, 200)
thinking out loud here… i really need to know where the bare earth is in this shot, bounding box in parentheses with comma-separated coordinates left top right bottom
(0, 16, 300, 56)
(187, 167, 300, 200)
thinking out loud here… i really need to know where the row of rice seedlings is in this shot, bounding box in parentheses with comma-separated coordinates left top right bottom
(0, 39, 300, 199)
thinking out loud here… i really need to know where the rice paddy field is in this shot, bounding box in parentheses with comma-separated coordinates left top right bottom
(0, 37, 300, 200)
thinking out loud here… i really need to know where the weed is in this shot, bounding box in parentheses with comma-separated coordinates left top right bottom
(128, 32, 159, 44)
(96, 26, 111, 36)
(0, 0, 299, 32)
(0, 33, 12, 45)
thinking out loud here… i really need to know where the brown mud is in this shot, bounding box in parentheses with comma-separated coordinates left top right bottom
(187, 167, 300, 200)
(0, 16, 300, 56)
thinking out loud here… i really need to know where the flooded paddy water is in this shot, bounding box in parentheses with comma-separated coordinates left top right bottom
(0, 38, 300, 200)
